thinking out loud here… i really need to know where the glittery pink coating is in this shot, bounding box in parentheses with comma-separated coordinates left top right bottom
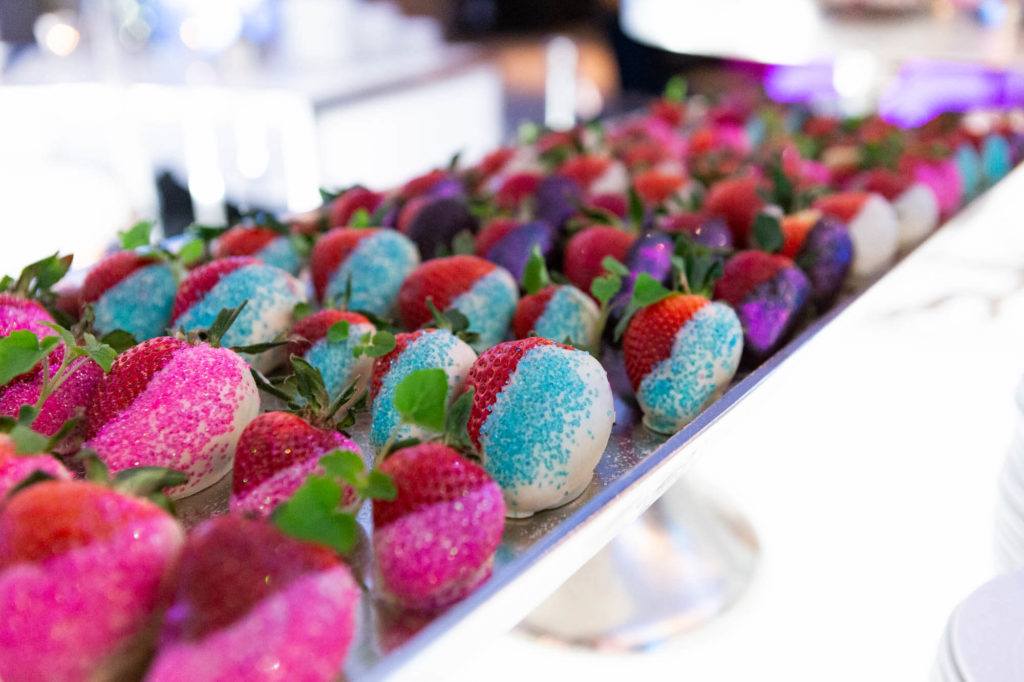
(0, 512, 183, 681)
(0, 294, 54, 338)
(0, 453, 71, 500)
(230, 457, 319, 518)
(146, 565, 359, 682)
(373, 484, 505, 612)
(0, 357, 103, 440)
(86, 344, 259, 497)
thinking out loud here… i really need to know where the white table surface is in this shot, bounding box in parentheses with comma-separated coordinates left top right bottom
(452, 169, 1024, 680)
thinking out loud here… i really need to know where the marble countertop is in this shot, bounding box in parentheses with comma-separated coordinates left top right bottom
(452, 167, 1024, 680)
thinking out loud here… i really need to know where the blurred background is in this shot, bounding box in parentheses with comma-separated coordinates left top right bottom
(3, 0, 1020, 272)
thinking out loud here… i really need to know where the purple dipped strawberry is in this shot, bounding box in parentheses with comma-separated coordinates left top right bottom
(479, 219, 556, 281)
(781, 210, 853, 308)
(714, 250, 811, 364)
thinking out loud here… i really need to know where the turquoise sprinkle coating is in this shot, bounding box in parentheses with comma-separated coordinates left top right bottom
(94, 263, 177, 340)
(534, 285, 598, 348)
(637, 302, 743, 434)
(982, 134, 1011, 184)
(955, 143, 982, 199)
(450, 268, 518, 352)
(257, 236, 302, 275)
(370, 329, 471, 449)
(304, 323, 373, 400)
(327, 231, 419, 316)
(479, 344, 606, 504)
(175, 264, 304, 348)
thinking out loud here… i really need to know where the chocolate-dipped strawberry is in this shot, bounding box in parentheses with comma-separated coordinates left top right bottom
(513, 249, 600, 350)
(714, 245, 811, 364)
(310, 227, 420, 316)
(462, 337, 614, 517)
(171, 256, 305, 371)
(146, 515, 360, 681)
(398, 255, 518, 352)
(0, 475, 185, 681)
(288, 309, 376, 403)
(781, 210, 853, 308)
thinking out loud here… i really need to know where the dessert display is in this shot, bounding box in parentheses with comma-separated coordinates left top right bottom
(0, 81, 1021, 678)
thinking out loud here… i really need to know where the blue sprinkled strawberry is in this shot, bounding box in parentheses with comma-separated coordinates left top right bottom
(398, 255, 518, 352)
(287, 310, 377, 403)
(368, 329, 477, 452)
(171, 256, 305, 371)
(214, 224, 304, 275)
(310, 227, 420, 316)
(513, 248, 600, 350)
(82, 251, 177, 341)
(461, 337, 614, 518)
(622, 292, 742, 434)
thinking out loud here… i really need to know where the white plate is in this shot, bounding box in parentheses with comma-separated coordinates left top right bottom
(950, 569, 1024, 682)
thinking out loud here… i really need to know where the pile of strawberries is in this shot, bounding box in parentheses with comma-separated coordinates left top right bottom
(0, 82, 1019, 680)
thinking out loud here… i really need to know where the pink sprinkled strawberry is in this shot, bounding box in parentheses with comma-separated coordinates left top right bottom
(0, 433, 71, 499)
(85, 335, 260, 497)
(231, 411, 361, 518)
(0, 479, 184, 681)
(373, 442, 504, 611)
(147, 515, 359, 682)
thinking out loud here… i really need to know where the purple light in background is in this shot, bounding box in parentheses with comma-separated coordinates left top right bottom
(764, 60, 1024, 128)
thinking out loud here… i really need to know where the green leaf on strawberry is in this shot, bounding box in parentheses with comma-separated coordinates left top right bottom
(452, 230, 476, 256)
(664, 75, 687, 103)
(177, 238, 205, 266)
(272, 475, 359, 554)
(521, 245, 551, 295)
(352, 330, 396, 358)
(349, 208, 373, 229)
(119, 220, 153, 250)
(393, 368, 447, 433)
(673, 234, 724, 298)
(99, 329, 138, 354)
(613, 273, 673, 341)
(0, 331, 60, 386)
(751, 211, 784, 254)
(327, 320, 350, 343)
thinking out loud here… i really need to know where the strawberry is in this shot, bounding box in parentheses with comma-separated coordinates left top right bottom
(329, 186, 384, 227)
(782, 211, 853, 307)
(479, 220, 556, 281)
(85, 336, 260, 497)
(475, 217, 521, 257)
(398, 196, 477, 260)
(147, 515, 359, 682)
(494, 172, 541, 210)
(587, 192, 628, 218)
(462, 338, 613, 517)
(373, 443, 504, 611)
(0, 480, 183, 681)
(563, 226, 636, 293)
(369, 328, 476, 451)
(533, 174, 583, 231)
(171, 256, 305, 371)
(559, 154, 613, 190)
(231, 411, 361, 518)
(397, 255, 518, 351)
(82, 250, 177, 341)
(0, 293, 56, 338)
(214, 225, 303, 275)
(309, 227, 420, 315)
(623, 293, 742, 434)
(0, 354, 103, 445)
(650, 98, 685, 127)
(703, 175, 765, 246)
(0, 433, 71, 499)
(813, 191, 900, 277)
(855, 168, 939, 247)
(288, 309, 376, 402)
(633, 168, 687, 206)
(715, 250, 811, 363)
(512, 284, 600, 349)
